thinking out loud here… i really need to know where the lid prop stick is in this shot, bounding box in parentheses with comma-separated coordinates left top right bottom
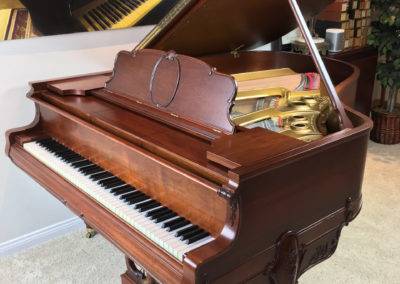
(288, 0, 353, 129)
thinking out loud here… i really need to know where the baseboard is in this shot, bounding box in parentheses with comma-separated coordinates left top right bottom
(0, 217, 85, 257)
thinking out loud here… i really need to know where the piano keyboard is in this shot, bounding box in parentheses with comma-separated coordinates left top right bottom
(23, 138, 213, 261)
(76, 0, 162, 31)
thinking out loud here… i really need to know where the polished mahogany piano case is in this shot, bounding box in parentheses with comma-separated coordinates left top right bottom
(5, 0, 372, 283)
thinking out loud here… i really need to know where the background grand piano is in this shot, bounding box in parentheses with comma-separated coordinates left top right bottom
(0, 0, 179, 40)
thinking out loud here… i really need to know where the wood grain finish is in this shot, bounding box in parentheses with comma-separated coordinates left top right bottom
(141, 0, 333, 56)
(46, 74, 110, 96)
(207, 128, 306, 170)
(5, 49, 372, 283)
(35, 101, 228, 237)
(104, 49, 237, 136)
(327, 47, 378, 115)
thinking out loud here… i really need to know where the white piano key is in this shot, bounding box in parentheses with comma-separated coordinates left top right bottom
(24, 140, 213, 261)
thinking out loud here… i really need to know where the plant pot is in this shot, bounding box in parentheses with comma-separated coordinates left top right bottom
(370, 106, 400, 144)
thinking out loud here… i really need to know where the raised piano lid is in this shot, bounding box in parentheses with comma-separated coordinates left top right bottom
(135, 0, 334, 56)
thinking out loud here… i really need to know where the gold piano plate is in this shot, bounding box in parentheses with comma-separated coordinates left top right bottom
(231, 69, 332, 142)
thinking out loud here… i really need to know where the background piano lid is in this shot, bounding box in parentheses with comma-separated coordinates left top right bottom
(136, 0, 334, 56)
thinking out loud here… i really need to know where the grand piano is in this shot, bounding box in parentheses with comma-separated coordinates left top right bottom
(18, 0, 180, 35)
(5, 0, 372, 283)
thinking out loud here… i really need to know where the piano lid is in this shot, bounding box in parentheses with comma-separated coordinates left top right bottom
(135, 0, 334, 56)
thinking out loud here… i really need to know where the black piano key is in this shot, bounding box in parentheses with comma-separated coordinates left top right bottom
(60, 155, 80, 162)
(138, 201, 161, 212)
(128, 0, 141, 7)
(79, 165, 102, 174)
(55, 152, 75, 160)
(98, 5, 117, 23)
(98, 176, 122, 185)
(146, 207, 170, 218)
(115, 0, 132, 13)
(175, 225, 198, 238)
(71, 160, 92, 168)
(123, 0, 142, 10)
(133, 0, 144, 7)
(36, 138, 53, 145)
(107, 1, 124, 16)
(58, 151, 78, 159)
(47, 141, 67, 148)
(186, 231, 210, 244)
(92, 9, 112, 28)
(166, 219, 191, 232)
(90, 171, 113, 181)
(162, 216, 185, 228)
(104, 2, 123, 19)
(111, 185, 136, 195)
(54, 149, 73, 156)
(121, 0, 136, 9)
(48, 146, 68, 153)
(105, 4, 121, 21)
(59, 155, 78, 162)
(83, 14, 99, 31)
(48, 145, 69, 152)
(162, 217, 185, 228)
(63, 155, 85, 163)
(121, 190, 143, 199)
(103, 180, 125, 189)
(85, 169, 104, 176)
(128, 195, 149, 205)
(109, 1, 129, 16)
(88, 11, 107, 30)
(134, 200, 157, 209)
(79, 165, 104, 176)
(180, 228, 204, 241)
(154, 212, 177, 223)
(129, 0, 141, 7)
(149, 209, 173, 220)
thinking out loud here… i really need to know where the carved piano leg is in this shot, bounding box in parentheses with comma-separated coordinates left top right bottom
(121, 256, 158, 284)
(85, 223, 97, 239)
(265, 232, 300, 284)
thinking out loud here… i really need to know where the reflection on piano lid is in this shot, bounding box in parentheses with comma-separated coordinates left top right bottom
(23, 138, 214, 261)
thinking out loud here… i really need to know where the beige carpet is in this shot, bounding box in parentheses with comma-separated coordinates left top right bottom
(0, 141, 399, 284)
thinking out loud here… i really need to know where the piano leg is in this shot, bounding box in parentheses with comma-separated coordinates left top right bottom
(121, 257, 157, 284)
(85, 223, 97, 239)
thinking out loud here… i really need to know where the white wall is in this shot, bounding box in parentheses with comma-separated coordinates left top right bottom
(0, 26, 152, 246)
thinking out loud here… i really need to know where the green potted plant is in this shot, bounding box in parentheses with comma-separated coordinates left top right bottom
(368, 0, 400, 144)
